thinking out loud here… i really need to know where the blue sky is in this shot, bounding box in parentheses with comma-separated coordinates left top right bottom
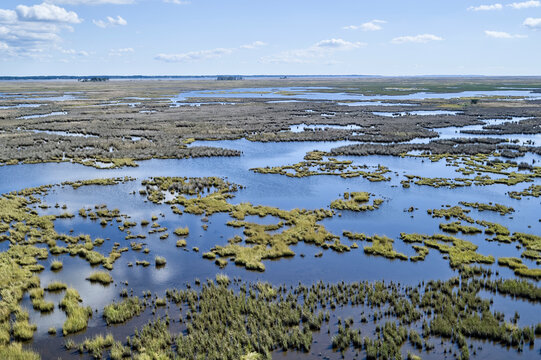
(0, 0, 540, 76)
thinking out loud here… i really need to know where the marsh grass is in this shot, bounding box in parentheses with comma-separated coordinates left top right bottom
(215, 273, 231, 286)
(45, 281, 67, 292)
(50, 260, 63, 271)
(12, 310, 37, 341)
(330, 192, 383, 212)
(176, 239, 187, 247)
(363, 235, 408, 260)
(155, 256, 167, 267)
(174, 227, 189, 236)
(0, 343, 39, 359)
(459, 201, 514, 215)
(439, 221, 482, 234)
(81, 333, 115, 358)
(86, 271, 113, 285)
(60, 288, 93, 335)
(103, 297, 144, 324)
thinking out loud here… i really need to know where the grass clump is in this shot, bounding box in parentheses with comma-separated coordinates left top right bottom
(215, 273, 231, 286)
(155, 256, 167, 267)
(174, 227, 189, 236)
(411, 246, 429, 262)
(50, 260, 63, 271)
(176, 239, 187, 247)
(103, 297, 144, 324)
(0, 343, 40, 359)
(82, 333, 115, 358)
(364, 235, 408, 260)
(60, 288, 92, 336)
(330, 192, 383, 212)
(425, 234, 494, 267)
(459, 201, 514, 215)
(508, 184, 541, 199)
(86, 271, 113, 285)
(29, 288, 54, 313)
(12, 310, 37, 341)
(45, 281, 67, 292)
(60, 288, 93, 335)
(439, 221, 482, 234)
(476, 220, 510, 236)
(498, 257, 541, 279)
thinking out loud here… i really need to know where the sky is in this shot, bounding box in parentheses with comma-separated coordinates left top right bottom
(0, 0, 540, 76)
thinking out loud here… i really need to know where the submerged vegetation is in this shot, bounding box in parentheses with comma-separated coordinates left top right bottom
(59, 275, 541, 360)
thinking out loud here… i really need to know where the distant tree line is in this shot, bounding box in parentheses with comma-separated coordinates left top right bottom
(78, 77, 109, 82)
(217, 75, 243, 81)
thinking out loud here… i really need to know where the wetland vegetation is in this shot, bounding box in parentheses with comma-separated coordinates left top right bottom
(0, 77, 540, 359)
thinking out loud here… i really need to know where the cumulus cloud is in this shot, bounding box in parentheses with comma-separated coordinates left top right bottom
(467, 3, 503, 11)
(523, 17, 541, 28)
(391, 34, 443, 44)
(93, 15, 127, 28)
(0, 9, 17, 23)
(485, 30, 527, 38)
(155, 48, 233, 62)
(508, 0, 540, 9)
(47, 0, 134, 4)
(16, 3, 81, 23)
(260, 38, 365, 64)
(240, 41, 267, 49)
(343, 19, 386, 31)
(109, 47, 134, 56)
(0, 3, 82, 58)
(0, 41, 8, 50)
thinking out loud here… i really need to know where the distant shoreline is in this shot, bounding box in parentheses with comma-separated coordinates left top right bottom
(2, 75, 541, 81)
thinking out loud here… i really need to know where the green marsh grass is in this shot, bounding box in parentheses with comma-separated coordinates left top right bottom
(86, 271, 113, 285)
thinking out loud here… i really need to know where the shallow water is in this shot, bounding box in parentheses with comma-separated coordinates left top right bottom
(171, 87, 541, 103)
(288, 124, 363, 133)
(18, 111, 67, 120)
(16, 128, 98, 138)
(2, 87, 541, 359)
(0, 103, 43, 109)
(373, 110, 462, 117)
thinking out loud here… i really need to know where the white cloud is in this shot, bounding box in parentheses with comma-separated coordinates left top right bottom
(0, 41, 8, 50)
(343, 19, 386, 31)
(155, 48, 233, 62)
(523, 17, 541, 28)
(485, 30, 527, 38)
(93, 15, 127, 28)
(156, 42, 266, 62)
(59, 47, 89, 56)
(16, 3, 81, 23)
(467, 3, 503, 11)
(391, 34, 443, 44)
(240, 41, 267, 49)
(0, 9, 17, 23)
(508, 0, 540, 9)
(47, 0, 134, 4)
(260, 38, 365, 64)
(163, 0, 190, 4)
(0, 3, 83, 58)
(109, 47, 134, 56)
(315, 38, 364, 49)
